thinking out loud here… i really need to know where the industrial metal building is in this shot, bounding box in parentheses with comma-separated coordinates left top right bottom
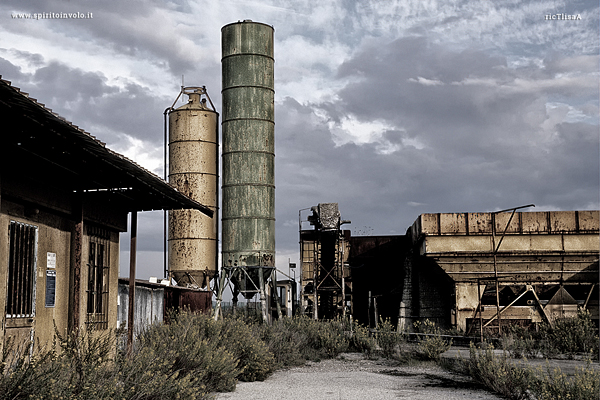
(299, 204, 352, 320)
(0, 77, 212, 348)
(403, 211, 599, 333)
(300, 205, 599, 334)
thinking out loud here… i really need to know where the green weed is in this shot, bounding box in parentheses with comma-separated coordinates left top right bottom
(413, 319, 452, 361)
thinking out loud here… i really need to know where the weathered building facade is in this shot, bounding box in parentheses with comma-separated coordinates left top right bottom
(0, 78, 212, 349)
(402, 211, 599, 333)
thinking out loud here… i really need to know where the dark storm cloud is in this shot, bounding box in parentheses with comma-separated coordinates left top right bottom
(274, 35, 599, 254)
(0, 56, 25, 81)
(0, 57, 175, 146)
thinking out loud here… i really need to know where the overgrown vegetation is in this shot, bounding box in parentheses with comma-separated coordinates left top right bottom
(502, 309, 599, 359)
(466, 343, 600, 400)
(1, 310, 598, 399)
(467, 343, 535, 400)
(413, 319, 452, 360)
(532, 360, 600, 400)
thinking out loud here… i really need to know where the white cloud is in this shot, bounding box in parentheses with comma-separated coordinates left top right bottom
(110, 135, 165, 176)
(408, 76, 444, 86)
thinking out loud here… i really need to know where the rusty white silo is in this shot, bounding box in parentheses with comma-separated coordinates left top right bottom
(221, 21, 275, 273)
(168, 87, 219, 288)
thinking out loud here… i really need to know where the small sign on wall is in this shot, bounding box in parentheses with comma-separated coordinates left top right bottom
(45, 270, 56, 307)
(47, 252, 56, 268)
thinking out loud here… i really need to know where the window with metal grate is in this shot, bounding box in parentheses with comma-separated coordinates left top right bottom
(86, 227, 110, 330)
(7, 221, 38, 318)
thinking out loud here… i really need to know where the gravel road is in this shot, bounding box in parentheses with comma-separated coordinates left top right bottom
(214, 353, 503, 400)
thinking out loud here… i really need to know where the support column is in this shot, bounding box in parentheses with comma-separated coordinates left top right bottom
(127, 211, 137, 355)
(272, 269, 282, 319)
(69, 195, 83, 333)
(213, 269, 227, 321)
(258, 267, 268, 324)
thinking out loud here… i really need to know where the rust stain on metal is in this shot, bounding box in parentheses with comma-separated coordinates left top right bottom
(168, 88, 219, 288)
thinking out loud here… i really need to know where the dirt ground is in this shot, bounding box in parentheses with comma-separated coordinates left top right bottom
(214, 352, 503, 400)
(214, 347, 599, 400)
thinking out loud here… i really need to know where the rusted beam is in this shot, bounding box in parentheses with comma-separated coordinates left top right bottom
(257, 267, 268, 324)
(491, 204, 535, 335)
(271, 268, 282, 320)
(530, 286, 553, 327)
(584, 284, 596, 309)
(127, 211, 137, 356)
(483, 285, 531, 327)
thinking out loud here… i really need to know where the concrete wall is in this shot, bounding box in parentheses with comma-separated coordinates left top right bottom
(0, 200, 72, 347)
(1, 197, 121, 348)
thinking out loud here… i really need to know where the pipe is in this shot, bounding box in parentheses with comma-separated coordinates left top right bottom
(163, 107, 170, 279)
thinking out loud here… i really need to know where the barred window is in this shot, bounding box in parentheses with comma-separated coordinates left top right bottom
(7, 221, 38, 318)
(86, 228, 110, 330)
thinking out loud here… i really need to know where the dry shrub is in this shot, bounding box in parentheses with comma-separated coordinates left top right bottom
(531, 360, 600, 400)
(219, 316, 275, 382)
(467, 343, 534, 400)
(413, 319, 451, 361)
(257, 317, 308, 368)
(376, 318, 404, 358)
(539, 309, 599, 359)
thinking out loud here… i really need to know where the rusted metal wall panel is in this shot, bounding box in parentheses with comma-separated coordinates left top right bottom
(579, 210, 599, 232)
(439, 213, 467, 234)
(415, 211, 600, 237)
(118, 282, 164, 334)
(521, 212, 548, 233)
(468, 213, 493, 234)
(423, 233, 598, 254)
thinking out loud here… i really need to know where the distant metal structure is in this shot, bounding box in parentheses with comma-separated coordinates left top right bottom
(167, 86, 219, 289)
(403, 210, 599, 334)
(215, 20, 280, 322)
(299, 203, 351, 320)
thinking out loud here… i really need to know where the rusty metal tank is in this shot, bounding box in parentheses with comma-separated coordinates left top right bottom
(221, 20, 275, 271)
(168, 88, 219, 288)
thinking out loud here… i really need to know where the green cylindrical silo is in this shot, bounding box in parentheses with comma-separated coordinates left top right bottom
(221, 20, 275, 271)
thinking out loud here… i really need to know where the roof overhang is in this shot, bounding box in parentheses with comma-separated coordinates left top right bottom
(0, 77, 213, 217)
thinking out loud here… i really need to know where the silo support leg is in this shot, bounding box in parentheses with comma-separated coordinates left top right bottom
(271, 269, 282, 320)
(214, 269, 228, 321)
(258, 267, 269, 324)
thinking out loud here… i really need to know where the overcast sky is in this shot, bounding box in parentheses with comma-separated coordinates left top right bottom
(2, 0, 598, 282)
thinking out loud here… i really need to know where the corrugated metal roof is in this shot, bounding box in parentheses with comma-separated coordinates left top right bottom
(0, 77, 213, 217)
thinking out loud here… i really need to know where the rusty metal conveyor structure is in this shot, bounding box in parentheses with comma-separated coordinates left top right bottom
(299, 203, 352, 320)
